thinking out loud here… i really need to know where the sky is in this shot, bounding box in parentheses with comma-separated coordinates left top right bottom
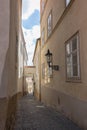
(22, 0, 40, 65)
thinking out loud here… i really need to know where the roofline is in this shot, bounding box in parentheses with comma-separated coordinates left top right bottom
(21, 27, 26, 44)
(25, 66, 36, 68)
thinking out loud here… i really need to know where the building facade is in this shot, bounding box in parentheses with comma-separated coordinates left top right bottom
(17, 29, 28, 96)
(24, 66, 36, 95)
(0, 0, 27, 129)
(33, 38, 41, 100)
(40, 0, 87, 129)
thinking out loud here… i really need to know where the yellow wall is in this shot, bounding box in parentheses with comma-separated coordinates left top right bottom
(33, 39, 41, 100)
(40, 0, 87, 128)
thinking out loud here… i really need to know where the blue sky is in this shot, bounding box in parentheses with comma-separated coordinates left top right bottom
(22, 9, 40, 29)
(22, 0, 40, 65)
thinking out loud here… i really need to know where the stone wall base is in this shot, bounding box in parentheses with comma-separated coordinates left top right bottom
(4, 92, 23, 130)
(0, 98, 8, 130)
(41, 86, 87, 129)
(34, 88, 41, 101)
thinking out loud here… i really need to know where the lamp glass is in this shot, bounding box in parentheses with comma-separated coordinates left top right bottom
(46, 49, 52, 63)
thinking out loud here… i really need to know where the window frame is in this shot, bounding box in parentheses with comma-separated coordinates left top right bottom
(47, 10, 53, 38)
(65, 32, 81, 82)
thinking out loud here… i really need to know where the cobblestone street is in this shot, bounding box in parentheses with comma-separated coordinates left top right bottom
(14, 95, 82, 130)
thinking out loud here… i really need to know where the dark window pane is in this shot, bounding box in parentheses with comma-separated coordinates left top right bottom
(72, 37, 77, 51)
(73, 65, 78, 76)
(72, 54, 77, 65)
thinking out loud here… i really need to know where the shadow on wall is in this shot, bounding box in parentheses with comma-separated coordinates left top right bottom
(0, 46, 18, 130)
(5, 46, 18, 130)
(0, 48, 9, 130)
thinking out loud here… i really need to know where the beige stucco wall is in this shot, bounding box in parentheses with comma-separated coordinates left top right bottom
(33, 39, 41, 100)
(24, 66, 35, 77)
(0, 1, 10, 129)
(6, 0, 23, 129)
(0, 0, 10, 98)
(24, 66, 35, 94)
(17, 30, 24, 94)
(17, 30, 28, 95)
(8, 0, 22, 97)
(24, 45, 28, 66)
(41, 0, 87, 129)
(0, 0, 22, 129)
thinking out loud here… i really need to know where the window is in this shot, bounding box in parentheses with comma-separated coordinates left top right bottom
(47, 11, 52, 37)
(66, 0, 71, 6)
(41, 28, 45, 46)
(65, 33, 80, 80)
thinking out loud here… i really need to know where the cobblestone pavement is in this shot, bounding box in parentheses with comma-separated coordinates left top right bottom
(14, 95, 82, 130)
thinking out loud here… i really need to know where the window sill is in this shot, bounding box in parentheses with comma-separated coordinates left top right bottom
(66, 78, 82, 83)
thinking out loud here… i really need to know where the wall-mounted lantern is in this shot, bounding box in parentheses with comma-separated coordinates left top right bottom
(45, 49, 59, 71)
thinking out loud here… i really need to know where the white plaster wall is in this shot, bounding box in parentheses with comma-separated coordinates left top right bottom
(17, 29, 28, 93)
(17, 32, 24, 93)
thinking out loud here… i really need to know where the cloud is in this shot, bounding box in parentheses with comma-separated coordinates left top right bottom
(22, 0, 40, 20)
(22, 25, 40, 65)
(22, 10, 40, 29)
(22, 0, 40, 65)
(23, 25, 40, 45)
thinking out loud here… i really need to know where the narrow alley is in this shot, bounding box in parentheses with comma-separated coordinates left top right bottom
(1, 0, 87, 130)
(14, 95, 82, 130)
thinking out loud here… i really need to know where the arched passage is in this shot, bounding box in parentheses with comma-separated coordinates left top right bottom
(24, 66, 35, 95)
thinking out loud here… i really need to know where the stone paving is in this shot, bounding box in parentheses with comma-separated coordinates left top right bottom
(14, 95, 82, 130)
